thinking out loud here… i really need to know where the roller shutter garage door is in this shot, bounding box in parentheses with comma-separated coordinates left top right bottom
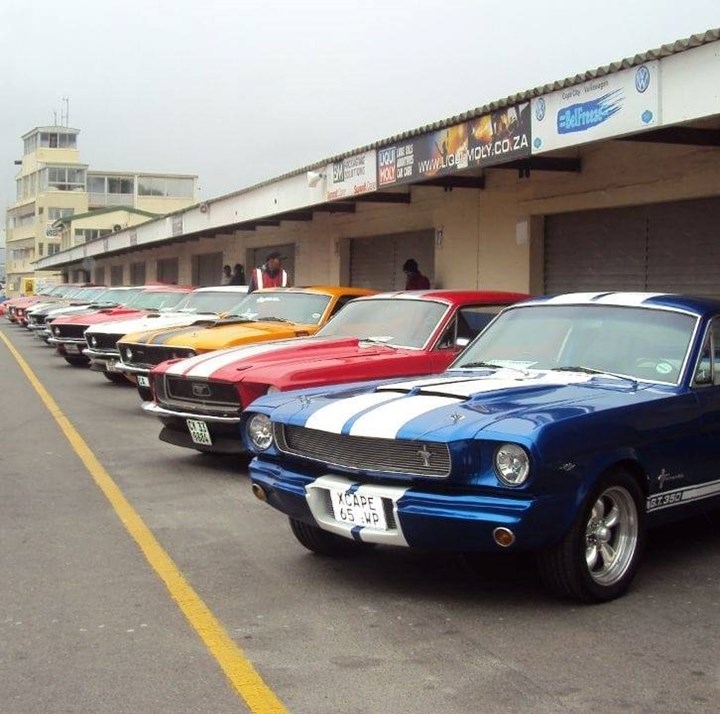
(349, 229, 435, 291)
(545, 197, 720, 297)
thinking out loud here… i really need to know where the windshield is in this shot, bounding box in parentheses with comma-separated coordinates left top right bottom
(97, 287, 144, 305)
(173, 289, 249, 314)
(317, 298, 447, 348)
(71, 286, 107, 301)
(451, 304, 697, 385)
(126, 290, 188, 310)
(229, 291, 331, 325)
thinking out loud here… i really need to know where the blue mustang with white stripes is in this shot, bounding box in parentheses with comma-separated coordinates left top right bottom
(243, 292, 720, 602)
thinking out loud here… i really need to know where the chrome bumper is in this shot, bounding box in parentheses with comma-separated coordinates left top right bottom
(141, 400, 242, 424)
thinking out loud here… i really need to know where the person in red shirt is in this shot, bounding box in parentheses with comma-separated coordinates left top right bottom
(402, 258, 430, 290)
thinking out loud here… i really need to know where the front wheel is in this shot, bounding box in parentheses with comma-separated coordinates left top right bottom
(103, 371, 130, 384)
(537, 470, 645, 603)
(289, 517, 375, 556)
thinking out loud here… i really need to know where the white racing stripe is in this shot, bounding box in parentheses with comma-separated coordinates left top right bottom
(165, 338, 306, 377)
(543, 292, 667, 306)
(377, 369, 593, 399)
(305, 392, 400, 433)
(349, 395, 461, 438)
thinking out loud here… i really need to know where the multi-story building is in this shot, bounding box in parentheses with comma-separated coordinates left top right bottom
(4, 125, 197, 295)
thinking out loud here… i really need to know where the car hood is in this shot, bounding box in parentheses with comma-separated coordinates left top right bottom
(270, 369, 671, 441)
(123, 320, 316, 352)
(159, 336, 416, 380)
(51, 308, 146, 327)
(85, 311, 219, 336)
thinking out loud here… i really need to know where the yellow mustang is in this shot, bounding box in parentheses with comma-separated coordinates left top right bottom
(115, 286, 374, 396)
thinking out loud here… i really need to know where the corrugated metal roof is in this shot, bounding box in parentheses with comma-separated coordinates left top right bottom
(207, 28, 720, 204)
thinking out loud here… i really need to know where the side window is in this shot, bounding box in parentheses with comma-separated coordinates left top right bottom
(693, 317, 720, 386)
(329, 295, 355, 317)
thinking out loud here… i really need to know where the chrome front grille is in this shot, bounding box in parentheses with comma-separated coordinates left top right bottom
(159, 375, 241, 411)
(52, 324, 87, 339)
(87, 333, 121, 351)
(276, 424, 451, 478)
(119, 343, 194, 367)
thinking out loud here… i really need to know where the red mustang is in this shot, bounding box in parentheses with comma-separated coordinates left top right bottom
(143, 290, 529, 453)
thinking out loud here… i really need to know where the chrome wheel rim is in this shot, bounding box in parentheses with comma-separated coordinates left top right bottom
(585, 485, 638, 586)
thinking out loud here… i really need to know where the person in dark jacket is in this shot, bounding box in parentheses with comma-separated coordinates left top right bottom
(402, 258, 430, 290)
(229, 263, 246, 285)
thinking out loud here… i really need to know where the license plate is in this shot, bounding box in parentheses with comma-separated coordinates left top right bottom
(137, 375, 150, 387)
(65, 344, 80, 354)
(329, 488, 387, 530)
(186, 419, 212, 446)
(106, 359, 119, 373)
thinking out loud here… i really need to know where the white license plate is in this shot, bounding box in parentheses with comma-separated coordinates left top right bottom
(329, 488, 387, 530)
(65, 344, 80, 354)
(137, 375, 150, 388)
(106, 359, 119, 373)
(186, 418, 212, 446)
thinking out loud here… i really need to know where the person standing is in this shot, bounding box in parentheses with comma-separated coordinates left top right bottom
(221, 264, 232, 284)
(402, 258, 430, 290)
(229, 263, 246, 285)
(248, 251, 289, 293)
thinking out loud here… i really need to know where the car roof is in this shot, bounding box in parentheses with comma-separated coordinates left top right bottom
(254, 286, 376, 297)
(517, 292, 720, 315)
(191, 285, 250, 293)
(350, 289, 530, 305)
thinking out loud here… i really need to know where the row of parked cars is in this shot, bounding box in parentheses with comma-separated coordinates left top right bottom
(4, 283, 720, 603)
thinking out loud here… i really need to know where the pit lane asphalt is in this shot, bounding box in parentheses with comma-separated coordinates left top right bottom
(1, 321, 719, 714)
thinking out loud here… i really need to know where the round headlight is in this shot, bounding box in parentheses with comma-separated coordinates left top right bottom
(124, 347, 133, 360)
(494, 443, 530, 486)
(53, 327, 60, 336)
(90, 336, 98, 347)
(247, 414, 273, 451)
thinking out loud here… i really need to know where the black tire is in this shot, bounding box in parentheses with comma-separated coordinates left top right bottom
(289, 517, 375, 556)
(63, 355, 89, 366)
(536, 470, 645, 603)
(102, 371, 130, 384)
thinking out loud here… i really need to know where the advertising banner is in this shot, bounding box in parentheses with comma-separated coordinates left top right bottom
(326, 150, 377, 200)
(377, 103, 531, 187)
(531, 62, 659, 153)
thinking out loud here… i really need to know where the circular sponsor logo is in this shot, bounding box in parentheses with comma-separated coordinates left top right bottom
(535, 97, 546, 121)
(635, 65, 650, 93)
(656, 362, 672, 375)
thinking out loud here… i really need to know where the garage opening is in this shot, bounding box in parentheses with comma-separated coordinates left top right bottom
(545, 197, 720, 297)
(349, 229, 435, 291)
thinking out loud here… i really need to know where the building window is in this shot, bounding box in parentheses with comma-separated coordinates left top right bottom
(48, 207, 74, 220)
(24, 134, 38, 155)
(48, 244, 61, 256)
(39, 132, 77, 149)
(37, 243, 44, 256)
(41, 167, 86, 192)
(108, 178, 134, 195)
(75, 228, 112, 243)
(138, 176, 193, 198)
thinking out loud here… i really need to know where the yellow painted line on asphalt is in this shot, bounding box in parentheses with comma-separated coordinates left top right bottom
(0, 331, 288, 714)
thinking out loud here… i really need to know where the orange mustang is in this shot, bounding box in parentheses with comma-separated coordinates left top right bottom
(116, 286, 375, 398)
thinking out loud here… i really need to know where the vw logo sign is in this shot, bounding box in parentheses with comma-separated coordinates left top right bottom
(635, 65, 650, 93)
(535, 97, 546, 121)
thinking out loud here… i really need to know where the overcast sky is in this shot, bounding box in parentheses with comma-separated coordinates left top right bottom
(1, 0, 718, 216)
